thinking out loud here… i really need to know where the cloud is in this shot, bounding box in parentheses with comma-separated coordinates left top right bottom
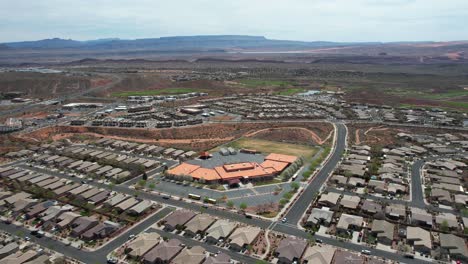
(0, 0, 467, 42)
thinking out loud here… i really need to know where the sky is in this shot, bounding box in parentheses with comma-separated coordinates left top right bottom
(1, 0, 467, 43)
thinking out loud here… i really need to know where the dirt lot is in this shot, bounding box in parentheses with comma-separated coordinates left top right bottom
(18, 121, 333, 151)
(213, 137, 319, 160)
(0, 72, 104, 99)
(349, 123, 467, 147)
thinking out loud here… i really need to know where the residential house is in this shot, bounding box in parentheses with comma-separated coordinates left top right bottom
(435, 213, 459, 230)
(105, 193, 128, 207)
(302, 245, 336, 264)
(318, 192, 340, 207)
(385, 204, 406, 220)
(410, 208, 433, 227)
(202, 253, 230, 264)
(306, 208, 334, 227)
(142, 238, 182, 264)
(275, 236, 308, 264)
(406, 227, 432, 254)
(163, 210, 196, 231)
(184, 214, 216, 237)
(126, 232, 161, 259)
(206, 220, 236, 244)
(55, 211, 80, 229)
(347, 177, 365, 188)
(361, 200, 382, 215)
(172, 246, 206, 264)
(330, 175, 347, 187)
(128, 200, 153, 215)
(81, 221, 120, 241)
(439, 233, 468, 262)
(0, 243, 19, 259)
(337, 214, 364, 233)
(115, 197, 140, 212)
(431, 188, 452, 205)
(332, 250, 365, 264)
(368, 180, 386, 193)
(228, 226, 262, 251)
(24, 200, 54, 219)
(371, 220, 395, 245)
(70, 216, 99, 237)
(340, 195, 360, 210)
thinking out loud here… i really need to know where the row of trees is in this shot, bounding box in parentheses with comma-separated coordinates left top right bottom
(280, 156, 305, 181)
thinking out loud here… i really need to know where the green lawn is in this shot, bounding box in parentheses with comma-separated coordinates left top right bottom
(442, 101, 468, 109)
(213, 137, 319, 161)
(238, 79, 292, 87)
(111, 88, 203, 97)
(421, 90, 468, 99)
(276, 88, 307, 96)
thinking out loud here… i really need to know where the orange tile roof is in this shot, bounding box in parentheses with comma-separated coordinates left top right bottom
(190, 167, 221, 181)
(167, 163, 200, 176)
(214, 162, 273, 180)
(260, 160, 289, 172)
(264, 153, 297, 164)
(223, 163, 255, 172)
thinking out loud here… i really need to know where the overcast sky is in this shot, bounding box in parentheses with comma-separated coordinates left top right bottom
(1, 0, 467, 43)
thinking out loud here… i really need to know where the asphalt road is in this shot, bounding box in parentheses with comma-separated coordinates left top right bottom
(411, 160, 426, 208)
(283, 123, 347, 225)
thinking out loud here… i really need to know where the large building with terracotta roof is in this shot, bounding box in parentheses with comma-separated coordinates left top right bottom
(167, 152, 297, 184)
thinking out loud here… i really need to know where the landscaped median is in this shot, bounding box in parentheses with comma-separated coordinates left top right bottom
(302, 146, 331, 182)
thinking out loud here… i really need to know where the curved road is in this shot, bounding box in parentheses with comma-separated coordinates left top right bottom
(283, 123, 347, 225)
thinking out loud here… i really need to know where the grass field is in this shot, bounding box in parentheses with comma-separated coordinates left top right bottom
(213, 137, 319, 161)
(111, 88, 203, 97)
(238, 79, 292, 87)
(276, 88, 307, 96)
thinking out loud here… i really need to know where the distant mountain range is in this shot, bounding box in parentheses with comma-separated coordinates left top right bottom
(1, 35, 385, 50)
(1, 35, 467, 65)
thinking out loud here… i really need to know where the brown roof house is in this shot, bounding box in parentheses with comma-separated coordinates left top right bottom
(410, 208, 433, 227)
(81, 221, 120, 241)
(228, 226, 262, 252)
(162, 210, 196, 231)
(370, 220, 395, 245)
(70, 216, 99, 237)
(439, 233, 468, 262)
(171, 246, 206, 264)
(406, 227, 432, 254)
(206, 220, 236, 244)
(203, 252, 230, 264)
(302, 245, 336, 264)
(275, 236, 308, 264)
(336, 214, 364, 234)
(333, 250, 364, 264)
(142, 238, 182, 264)
(361, 200, 382, 216)
(126, 232, 161, 259)
(183, 213, 216, 237)
(306, 208, 334, 227)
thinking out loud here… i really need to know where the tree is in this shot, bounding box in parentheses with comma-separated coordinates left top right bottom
(227, 200, 234, 208)
(279, 199, 288, 206)
(148, 182, 156, 189)
(138, 179, 147, 187)
(239, 202, 247, 211)
(441, 220, 449, 232)
(290, 182, 300, 191)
